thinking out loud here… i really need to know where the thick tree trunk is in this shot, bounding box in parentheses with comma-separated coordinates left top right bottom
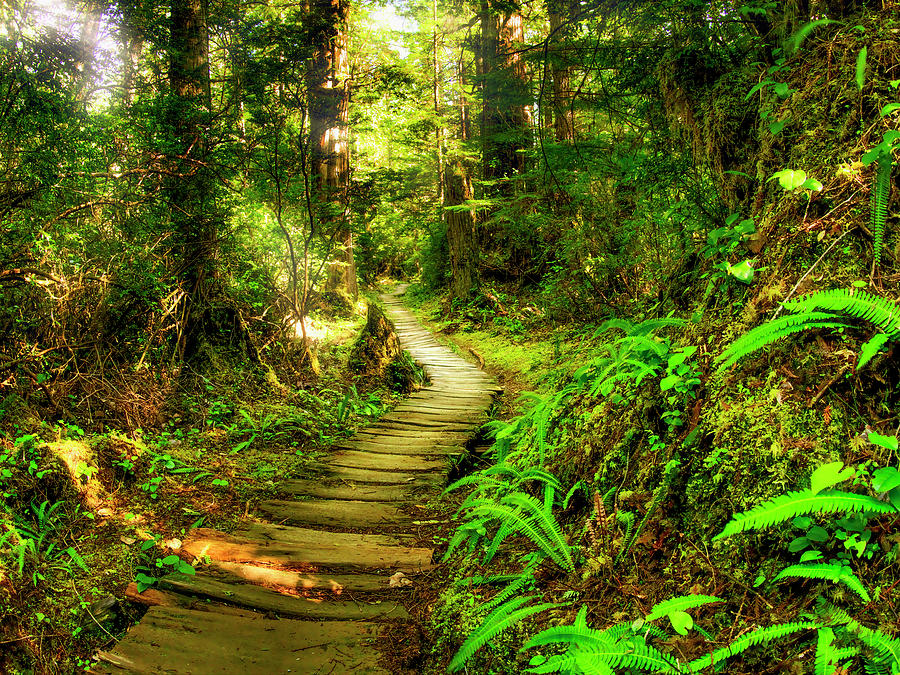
(481, 0, 530, 189)
(307, 0, 356, 300)
(169, 0, 215, 360)
(445, 158, 479, 302)
(548, 0, 576, 143)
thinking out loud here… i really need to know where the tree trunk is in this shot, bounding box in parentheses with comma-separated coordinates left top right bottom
(169, 0, 215, 360)
(445, 158, 479, 302)
(547, 0, 576, 143)
(481, 0, 530, 189)
(307, 0, 356, 300)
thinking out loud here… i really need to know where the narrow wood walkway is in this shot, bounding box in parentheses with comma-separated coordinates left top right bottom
(92, 289, 500, 674)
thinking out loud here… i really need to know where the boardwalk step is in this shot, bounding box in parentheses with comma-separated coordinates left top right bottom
(92, 607, 390, 674)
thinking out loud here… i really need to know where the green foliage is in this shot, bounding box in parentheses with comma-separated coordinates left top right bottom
(445, 488, 575, 572)
(687, 622, 820, 672)
(855, 47, 868, 91)
(717, 289, 900, 371)
(773, 562, 870, 602)
(447, 595, 560, 673)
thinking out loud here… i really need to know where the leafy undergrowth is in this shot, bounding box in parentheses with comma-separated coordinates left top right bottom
(410, 277, 900, 673)
(0, 303, 419, 674)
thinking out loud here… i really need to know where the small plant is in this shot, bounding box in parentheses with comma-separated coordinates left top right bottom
(1, 501, 89, 585)
(702, 212, 758, 285)
(134, 537, 196, 592)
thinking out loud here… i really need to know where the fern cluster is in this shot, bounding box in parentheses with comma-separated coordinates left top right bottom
(717, 288, 900, 371)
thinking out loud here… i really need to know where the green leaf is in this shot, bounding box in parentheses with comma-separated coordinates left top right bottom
(772, 82, 793, 98)
(176, 560, 196, 575)
(809, 462, 853, 494)
(789, 537, 811, 552)
(660, 374, 680, 392)
(855, 47, 867, 91)
(880, 103, 900, 117)
(726, 260, 755, 284)
(868, 431, 898, 451)
(807, 526, 829, 543)
(872, 467, 900, 493)
(645, 595, 721, 622)
(793, 516, 813, 529)
(788, 18, 841, 53)
(669, 611, 693, 635)
(769, 120, 787, 135)
(801, 178, 823, 191)
(800, 550, 824, 563)
(770, 169, 808, 191)
(858, 333, 891, 369)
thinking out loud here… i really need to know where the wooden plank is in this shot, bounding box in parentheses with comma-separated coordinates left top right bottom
(316, 464, 444, 485)
(330, 449, 446, 472)
(332, 439, 463, 456)
(279, 479, 424, 502)
(157, 572, 409, 620)
(92, 607, 390, 674)
(182, 527, 433, 570)
(205, 561, 395, 593)
(257, 498, 411, 529)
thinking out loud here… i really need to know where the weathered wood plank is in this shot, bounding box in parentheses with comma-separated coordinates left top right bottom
(92, 607, 390, 674)
(279, 479, 425, 501)
(205, 561, 396, 593)
(182, 527, 433, 570)
(156, 572, 409, 620)
(258, 498, 411, 529)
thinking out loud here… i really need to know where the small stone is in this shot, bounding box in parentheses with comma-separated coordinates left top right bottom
(164, 538, 182, 550)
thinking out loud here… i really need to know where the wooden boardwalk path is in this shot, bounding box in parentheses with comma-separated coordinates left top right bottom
(92, 289, 499, 674)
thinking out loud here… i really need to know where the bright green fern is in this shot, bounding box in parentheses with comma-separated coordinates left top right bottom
(871, 152, 893, 264)
(687, 622, 819, 672)
(717, 289, 900, 371)
(774, 563, 870, 602)
(448, 595, 560, 673)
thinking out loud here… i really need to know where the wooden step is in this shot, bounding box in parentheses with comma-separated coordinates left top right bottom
(280, 479, 426, 502)
(182, 527, 433, 571)
(156, 572, 409, 620)
(92, 607, 390, 674)
(257, 498, 411, 529)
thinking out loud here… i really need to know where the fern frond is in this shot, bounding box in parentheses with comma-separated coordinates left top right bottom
(688, 622, 819, 672)
(714, 488, 896, 540)
(852, 624, 900, 671)
(524, 619, 612, 652)
(815, 627, 838, 675)
(616, 510, 635, 550)
(500, 492, 575, 571)
(448, 596, 559, 673)
(525, 634, 679, 674)
(480, 561, 540, 613)
(872, 153, 893, 264)
(715, 312, 850, 370)
(859, 332, 891, 369)
(645, 595, 722, 623)
(784, 289, 900, 335)
(773, 563, 871, 602)
(467, 494, 574, 571)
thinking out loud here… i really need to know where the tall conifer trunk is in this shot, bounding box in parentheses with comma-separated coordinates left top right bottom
(306, 0, 356, 300)
(169, 0, 214, 359)
(481, 0, 530, 190)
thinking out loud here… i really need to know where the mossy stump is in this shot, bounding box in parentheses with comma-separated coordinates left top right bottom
(349, 303, 403, 377)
